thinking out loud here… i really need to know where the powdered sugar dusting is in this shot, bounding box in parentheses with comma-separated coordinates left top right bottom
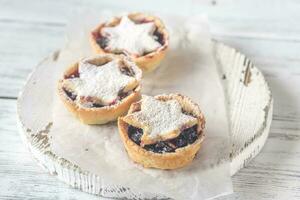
(101, 16, 162, 56)
(66, 58, 138, 105)
(128, 95, 196, 139)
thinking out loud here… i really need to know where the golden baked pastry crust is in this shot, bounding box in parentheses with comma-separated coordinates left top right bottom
(90, 12, 169, 73)
(57, 55, 142, 125)
(118, 94, 205, 169)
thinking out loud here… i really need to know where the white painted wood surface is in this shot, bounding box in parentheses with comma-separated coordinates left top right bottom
(213, 42, 273, 175)
(1, 0, 300, 199)
(16, 40, 272, 199)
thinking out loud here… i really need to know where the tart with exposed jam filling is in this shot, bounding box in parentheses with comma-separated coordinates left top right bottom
(118, 94, 205, 169)
(90, 13, 169, 72)
(58, 54, 142, 124)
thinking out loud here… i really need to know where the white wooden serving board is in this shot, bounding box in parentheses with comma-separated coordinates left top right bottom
(17, 41, 273, 199)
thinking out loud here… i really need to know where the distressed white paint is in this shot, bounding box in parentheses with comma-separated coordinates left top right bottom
(16, 40, 272, 199)
(213, 42, 273, 175)
(1, 0, 300, 97)
(1, 0, 300, 199)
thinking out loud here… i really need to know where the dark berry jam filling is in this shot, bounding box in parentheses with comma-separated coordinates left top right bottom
(120, 66, 135, 77)
(144, 141, 175, 153)
(181, 109, 196, 118)
(92, 103, 104, 108)
(128, 125, 143, 145)
(63, 88, 77, 101)
(127, 124, 199, 154)
(103, 89, 131, 107)
(176, 125, 198, 144)
(96, 36, 109, 49)
(118, 89, 130, 100)
(153, 29, 164, 46)
(63, 88, 104, 108)
(63, 88, 132, 107)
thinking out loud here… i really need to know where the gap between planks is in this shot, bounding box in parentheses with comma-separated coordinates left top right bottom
(1, 17, 300, 43)
(0, 96, 17, 100)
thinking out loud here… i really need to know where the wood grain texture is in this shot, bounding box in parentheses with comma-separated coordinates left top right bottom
(1, 0, 300, 199)
(1, 0, 300, 98)
(2, 96, 300, 200)
(213, 42, 273, 175)
(0, 99, 103, 200)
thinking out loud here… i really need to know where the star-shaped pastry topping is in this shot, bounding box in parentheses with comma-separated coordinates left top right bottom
(101, 16, 162, 56)
(63, 58, 139, 106)
(123, 95, 197, 145)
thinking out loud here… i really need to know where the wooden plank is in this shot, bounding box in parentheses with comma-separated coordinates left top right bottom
(0, 20, 64, 98)
(1, 0, 300, 98)
(232, 138, 300, 199)
(0, 98, 104, 200)
(215, 36, 300, 61)
(1, 0, 300, 40)
(229, 61, 300, 199)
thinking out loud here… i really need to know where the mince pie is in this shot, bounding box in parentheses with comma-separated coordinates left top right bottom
(90, 13, 169, 72)
(58, 54, 142, 124)
(118, 94, 205, 169)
